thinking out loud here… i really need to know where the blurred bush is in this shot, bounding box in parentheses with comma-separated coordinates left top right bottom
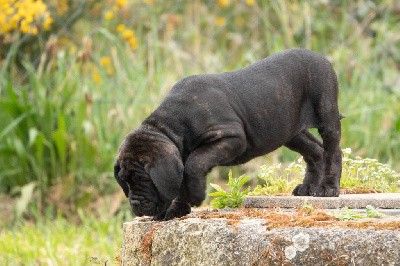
(0, 0, 399, 216)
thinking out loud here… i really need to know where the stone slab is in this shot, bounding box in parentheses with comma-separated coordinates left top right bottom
(122, 216, 400, 266)
(243, 193, 400, 209)
(325, 209, 400, 216)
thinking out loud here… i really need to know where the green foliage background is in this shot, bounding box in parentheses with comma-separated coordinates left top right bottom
(0, 0, 399, 263)
(1, 0, 399, 199)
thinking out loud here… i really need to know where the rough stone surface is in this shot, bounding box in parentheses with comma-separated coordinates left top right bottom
(243, 193, 400, 209)
(122, 216, 400, 266)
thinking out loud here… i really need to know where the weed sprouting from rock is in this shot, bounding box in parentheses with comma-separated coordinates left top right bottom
(209, 170, 251, 209)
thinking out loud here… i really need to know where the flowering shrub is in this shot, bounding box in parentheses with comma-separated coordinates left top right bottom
(250, 157, 305, 196)
(250, 148, 400, 196)
(341, 148, 400, 192)
(0, 0, 139, 65)
(0, 0, 53, 36)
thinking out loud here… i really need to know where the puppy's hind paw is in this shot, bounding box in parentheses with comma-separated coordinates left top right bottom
(314, 185, 340, 197)
(292, 184, 318, 196)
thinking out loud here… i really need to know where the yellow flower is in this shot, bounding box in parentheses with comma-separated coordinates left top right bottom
(128, 37, 138, 50)
(116, 0, 127, 8)
(143, 0, 154, 5)
(92, 67, 101, 84)
(25, 14, 33, 24)
(5, 7, 14, 15)
(217, 0, 229, 7)
(20, 21, 30, 33)
(30, 26, 38, 35)
(116, 24, 126, 32)
(0, 0, 53, 35)
(9, 16, 18, 29)
(100, 56, 111, 67)
(104, 11, 114, 20)
(43, 16, 53, 31)
(215, 17, 226, 26)
(122, 29, 134, 40)
(0, 13, 6, 25)
(100, 56, 114, 75)
(1, 23, 10, 34)
(246, 0, 255, 6)
(120, 28, 138, 51)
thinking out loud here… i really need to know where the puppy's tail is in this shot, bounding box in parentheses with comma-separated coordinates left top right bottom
(339, 114, 346, 120)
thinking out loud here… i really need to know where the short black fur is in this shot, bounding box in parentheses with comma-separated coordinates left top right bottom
(114, 49, 343, 220)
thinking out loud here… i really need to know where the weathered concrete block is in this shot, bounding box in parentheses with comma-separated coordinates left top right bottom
(122, 214, 400, 266)
(243, 193, 400, 209)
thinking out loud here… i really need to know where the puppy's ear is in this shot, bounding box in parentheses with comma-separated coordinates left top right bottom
(114, 162, 129, 197)
(146, 154, 183, 201)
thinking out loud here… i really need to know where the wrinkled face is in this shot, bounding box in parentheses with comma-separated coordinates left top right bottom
(114, 161, 171, 217)
(114, 129, 184, 218)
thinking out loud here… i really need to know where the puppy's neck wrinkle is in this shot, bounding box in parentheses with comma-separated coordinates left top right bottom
(141, 119, 184, 156)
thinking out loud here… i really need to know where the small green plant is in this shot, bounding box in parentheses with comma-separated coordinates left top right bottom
(333, 207, 364, 221)
(208, 170, 251, 209)
(365, 205, 383, 218)
(333, 205, 383, 221)
(302, 202, 314, 213)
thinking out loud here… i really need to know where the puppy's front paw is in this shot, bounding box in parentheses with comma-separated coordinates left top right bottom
(314, 185, 340, 197)
(292, 183, 318, 196)
(163, 202, 191, 221)
(152, 211, 167, 221)
(187, 187, 205, 206)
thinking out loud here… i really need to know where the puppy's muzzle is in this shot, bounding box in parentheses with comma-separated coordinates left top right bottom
(130, 199, 141, 207)
(129, 196, 164, 217)
(129, 201, 149, 217)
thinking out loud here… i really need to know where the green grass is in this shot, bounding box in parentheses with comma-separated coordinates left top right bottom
(0, 211, 126, 265)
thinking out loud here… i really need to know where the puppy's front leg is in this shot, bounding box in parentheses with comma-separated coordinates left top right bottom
(162, 186, 191, 221)
(161, 131, 246, 220)
(184, 134, 246, 206)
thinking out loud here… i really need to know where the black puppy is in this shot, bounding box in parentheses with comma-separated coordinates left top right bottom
(114, 49, 342, 220)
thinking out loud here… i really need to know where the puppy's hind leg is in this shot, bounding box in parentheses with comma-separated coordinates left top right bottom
(317, 117, 342, 197)
(310, 60, 342, 197)
(285, 130, 324, 196)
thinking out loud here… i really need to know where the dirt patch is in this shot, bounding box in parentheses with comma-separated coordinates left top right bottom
(183, 207, 400, 231)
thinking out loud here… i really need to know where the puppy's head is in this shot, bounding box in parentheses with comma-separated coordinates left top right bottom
(114, 129, 183, 217)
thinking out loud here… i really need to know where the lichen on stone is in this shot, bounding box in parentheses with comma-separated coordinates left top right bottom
(292, 232, 310, 252)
